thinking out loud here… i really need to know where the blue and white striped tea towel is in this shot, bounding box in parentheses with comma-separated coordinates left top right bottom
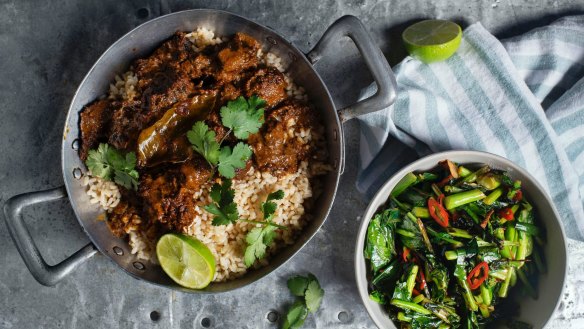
(357, 16, 584, 240)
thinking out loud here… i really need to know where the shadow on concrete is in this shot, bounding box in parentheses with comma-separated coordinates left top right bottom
(495, 8, 584, 39)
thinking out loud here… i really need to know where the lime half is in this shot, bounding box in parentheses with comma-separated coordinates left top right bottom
(156, 233, 216, 289)
(402, 20, 462, 63)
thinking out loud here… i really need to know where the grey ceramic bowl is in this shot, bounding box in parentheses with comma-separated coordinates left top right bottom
(354, 150, 567, 329)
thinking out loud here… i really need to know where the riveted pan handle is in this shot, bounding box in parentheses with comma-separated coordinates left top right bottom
(3, 186, 97, 286)
(307, 15, 397, 122)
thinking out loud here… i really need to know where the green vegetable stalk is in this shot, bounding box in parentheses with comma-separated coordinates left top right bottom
(458, 165, 472, 177)
(390, 299, 432, 315)
(412, 206, 430, 218)
(480, 284, 492, 306)
(406, 265, 419, 299)
(483, 188, 503, 205)
(391, 172, 418, 197)
(476, 173, 501, 190)
(454, 266, 478, 311)
(498, 267, 515, 298)
(443, 189, 486, 210)
(461, 165, 490, 183)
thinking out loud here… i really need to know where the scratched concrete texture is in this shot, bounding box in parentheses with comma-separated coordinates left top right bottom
(1, 0, 584, 328)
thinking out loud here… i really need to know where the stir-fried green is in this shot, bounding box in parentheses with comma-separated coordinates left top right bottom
(364, 160, 545, 329)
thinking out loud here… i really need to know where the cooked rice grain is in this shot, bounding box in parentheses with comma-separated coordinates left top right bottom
(108, 71, 139, 100)
(81, 173, 121, 210)
(182, 162, 314, 282)
(185, 27, 224, 52)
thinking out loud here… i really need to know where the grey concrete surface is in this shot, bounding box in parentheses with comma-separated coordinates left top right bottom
(1, 0, 584, 328)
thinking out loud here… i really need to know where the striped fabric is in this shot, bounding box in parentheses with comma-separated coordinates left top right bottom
(357, 16, 584, 239)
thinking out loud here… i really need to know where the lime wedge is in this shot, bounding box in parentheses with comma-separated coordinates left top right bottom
(156, 233, 216, 289)
(402, 20, 462, 63)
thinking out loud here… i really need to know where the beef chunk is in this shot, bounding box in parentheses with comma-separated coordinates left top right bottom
(108, 100, 145, 152)
(134, 32, 193, 88)
(107, 201, 142, 238)
(245, 67, 287, 108)
(138, 156, 212, 230)
(181, 53, 213, 80)
(248, 101, 316, 175)
(79, 99, 112, 161)
(216, 33, 260, 83)
(220, 83, 242, 104)
(134, 33, 198, 121)
(141, 72, 196, 123)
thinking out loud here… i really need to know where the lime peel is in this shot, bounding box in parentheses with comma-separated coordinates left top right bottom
(402, 20, 462, 63)
(156, 233, 216, 289)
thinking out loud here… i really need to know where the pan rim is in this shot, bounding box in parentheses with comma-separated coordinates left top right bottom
(60, 9, 342, 293)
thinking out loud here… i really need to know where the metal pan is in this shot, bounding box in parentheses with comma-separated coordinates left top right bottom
(4, 9, 397, 293)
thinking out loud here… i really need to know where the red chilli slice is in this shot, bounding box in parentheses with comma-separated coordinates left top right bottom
(402, 247, 411, 262)
(499, 208, 514, 221)
(513, 190, 523, 202)
(418, 271, 427, 290)
(428, 196, 449, 228)
(467, 261, 489, 290)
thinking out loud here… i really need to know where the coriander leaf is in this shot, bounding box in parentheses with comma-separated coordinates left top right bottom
(105, 147, 123, 167)
(305, 277, 324, 313)
(86, 144, 113, 180)
(210, 183, 222, 203)
(247, 95, 267, 110)
(187, 121, 220, 166)
(287, 276, 309, 297)
(114, 170, 139, 190)
(217, 142, 252, 179)
(263, 225, 277, 245)
(124, 152, 137, 171)
(267, 190, 285, 202)
(85, 143, 139, 190)
(244, 227, 266, 267)
(220, 179, 234, 201)
(220, 96, 265, 139)
(206, 179, 238, 226)
(262, 201, 278, 221)
(205, 203, 238, 226)
(244, 225, 276, 267)
(283, 301, 308, 329)
(261, 190, 284, 221)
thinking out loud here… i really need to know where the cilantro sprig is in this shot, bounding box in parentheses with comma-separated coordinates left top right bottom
(218, 143, 252, 179)
(244, 225, 277, 268)
(283, 274, 324, 329)
(262, 190, 284, 221)
(204, 179, 239, 226)
(85, 143, 139, 190)
(187, 95, 265, 179)
(243, 190, 286, 267)
(187, 121, 221, 166)
(220, 95, 266, 139)
(190, 96, 289, 266)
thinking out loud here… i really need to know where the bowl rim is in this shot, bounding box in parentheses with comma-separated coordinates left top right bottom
(354, 150, 568, 328)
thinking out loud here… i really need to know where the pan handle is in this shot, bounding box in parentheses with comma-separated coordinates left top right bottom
(3, 186, 98, 286)
(306, 15, 397, 122)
